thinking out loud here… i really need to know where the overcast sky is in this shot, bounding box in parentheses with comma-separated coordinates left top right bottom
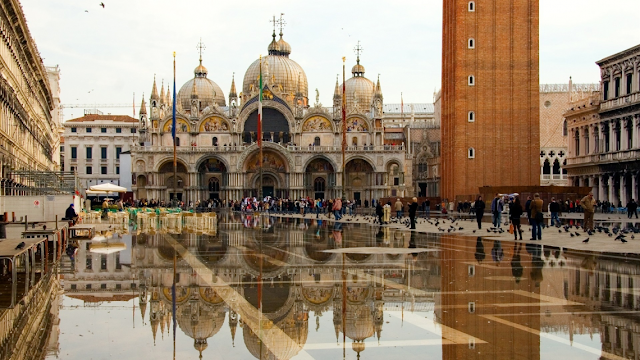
(19, 0, 640, 121)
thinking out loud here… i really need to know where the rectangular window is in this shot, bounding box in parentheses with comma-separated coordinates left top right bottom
(86, 166, 92, 174)
(101, 166, 107, 174)
(116, 253, 121, 270)
(86, 147, 92, 159)
(71, 147, 77, 159)
(60, 145, 64, 152)
(86, 256, 92, 270)
(615, 77, 621, 98)
(116, 127, 122, 133)
(86, 284, 92, 290)
(627, 74, 633, 95)
(71, 127, 77, 133)
(101, 254, 107, 270)
(70, 284, 77, 290)
(86, 127, 92, 133)
(603, 81, 610, 100)
(131, 128, 137, 133)
(116, 147, 122, 159)
(116, 166, 120, 175)
(101, 147, 107, 159)
(70, 166, 75, 172)
(101, 128, 107, 133)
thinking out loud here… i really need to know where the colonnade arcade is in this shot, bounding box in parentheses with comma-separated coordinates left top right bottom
(570, 115, 640, 157)
(572, 171, 640, 207)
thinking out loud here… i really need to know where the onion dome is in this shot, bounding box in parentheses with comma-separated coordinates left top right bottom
(338, 52, 375, 113)
(177, 57, 226, 110)
(243, 28, 307, 103)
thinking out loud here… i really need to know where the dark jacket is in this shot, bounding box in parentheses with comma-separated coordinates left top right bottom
(65, 205, 77, 219)
(475, 200, 485, 214)
(525, 199, 532, 218)
(376, 203, 384, 216)
(409, 202, 418, 217)
(510, 203, 523, 220)
(549, 201, 560, 213)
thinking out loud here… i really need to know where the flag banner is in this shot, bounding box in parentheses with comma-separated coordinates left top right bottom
(172, 55, 177, 140)
(258, 57, 263, 147)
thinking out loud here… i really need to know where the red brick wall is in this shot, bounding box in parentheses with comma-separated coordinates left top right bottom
(442, 0, 540, 201)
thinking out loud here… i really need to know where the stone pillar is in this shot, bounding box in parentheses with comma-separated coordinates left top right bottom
(634, 115, 639, 150)
(621, 120, 629, 150)
(598, 175, 605, 200)
(608, 175, 614, 204)
(620, 173, 628, 208)
(632, 173, 638, 202)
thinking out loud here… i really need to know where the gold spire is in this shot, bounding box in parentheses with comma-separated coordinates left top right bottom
(191, 76, 198, 97)
(139, 94, 147, 115)
(229, 73, 237, 97)
(334, 75, 340, 96)
(150, 75, 159, 100)
(160, 80, 165, 105)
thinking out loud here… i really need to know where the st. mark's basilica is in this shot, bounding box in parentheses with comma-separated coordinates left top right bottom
(130, 24, 416, 204)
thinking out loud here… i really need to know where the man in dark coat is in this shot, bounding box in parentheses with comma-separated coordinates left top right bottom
(65, 203, 78, 224)
(376, 202, 384, 224)
(409, 197, 419, 229)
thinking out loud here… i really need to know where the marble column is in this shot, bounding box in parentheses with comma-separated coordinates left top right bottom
(608, 175, 614, 204)
(620, 173, 628, 208)
(598, 175, 605, 200)
(632, 173, 638, 202)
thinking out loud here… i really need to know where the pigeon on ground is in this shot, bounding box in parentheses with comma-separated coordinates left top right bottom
(621, 238, 628, 243)
(582, 238, 589, 243)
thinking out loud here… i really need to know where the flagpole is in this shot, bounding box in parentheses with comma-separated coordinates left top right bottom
(341, 57, 346, 200)
(172, 52, 177, 207)
(258, 55, 263, 202)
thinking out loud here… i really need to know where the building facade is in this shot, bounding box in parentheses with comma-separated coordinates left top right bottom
(539, 82, 599, 186)
(62, 113, 138, 192)
(130, 29, 414, 204)
(0, 0, 59, 177)
(441, 0, 540, 201)
(566, 44, 640, 205)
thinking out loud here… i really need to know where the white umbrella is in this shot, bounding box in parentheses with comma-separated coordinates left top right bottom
(86, 190, 114, 195)
(90, 183, 127, 192)
(89, 242, 126, 254)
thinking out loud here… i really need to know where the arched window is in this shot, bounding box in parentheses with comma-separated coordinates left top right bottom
(212, 137, 218, 146)
(468, 38, 475, 49)
(314, 177, 325, 192)
(543, 159, 551, 175)
(389, 164, 401, 186)
(468, 1, 475, 11)
(175, 137, 180, 147)
(468, 75, 475, 86)
(468, 111, 475, 122)
(208, 177, 220, 192)
(352, 137, 358, 146)
(562, 120, 567, 136)
(314, 136, 320, 146)
(468, 148, 475, 159)
(552, 159, 561, 175)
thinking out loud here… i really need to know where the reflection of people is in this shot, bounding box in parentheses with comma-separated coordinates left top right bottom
(376, 202, 384, 224)
(64, 203, 78, 224)
(511, 243, 523, 283)
(474, 237, 485, 263)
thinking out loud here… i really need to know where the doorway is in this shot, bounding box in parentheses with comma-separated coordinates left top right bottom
(262, 186, 274, 198)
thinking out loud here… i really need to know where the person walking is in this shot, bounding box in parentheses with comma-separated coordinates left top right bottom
(376, 201, 384, 224)
(491, 193, 503, 228)
(581, 192, 596, 231)
(627, 199, 638, 219)
(525, 196, 533, 224)
(425, 199, 431, 217)
(332, 198, 343, 220)
(549, 197, 560, 226)
(510, 196, 524, 240)
(395, 198, 403, 219)
(409, 197, 418, 229)
(475, 195, 485, 229)
(530, 193, 544, 240)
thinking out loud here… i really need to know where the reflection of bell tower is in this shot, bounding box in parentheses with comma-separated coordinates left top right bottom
(332, 285, 342, 343)
(228, 310, 238, 347)
(149, 291, 163, 344)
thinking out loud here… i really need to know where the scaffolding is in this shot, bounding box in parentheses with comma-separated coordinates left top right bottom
(1, 171, 78, 196)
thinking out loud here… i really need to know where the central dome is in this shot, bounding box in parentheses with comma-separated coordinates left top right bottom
(242, 33, 308, 104)
(339, 58, 375, 112)
(177, 59, 226, 111)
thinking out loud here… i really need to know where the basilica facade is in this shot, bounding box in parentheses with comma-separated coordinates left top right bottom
(130, 29, 411, 203)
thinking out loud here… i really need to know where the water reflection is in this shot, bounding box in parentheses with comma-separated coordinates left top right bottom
(8, 214, 635, 359)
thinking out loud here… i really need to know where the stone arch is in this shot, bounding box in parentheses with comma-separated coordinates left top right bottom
(195, 155, 231, 173)
(237, 143, 294, 172)
(384, 158, 403, 172)
(248, 170, 282, 189)
(345, 114, 371, 133)
(154, 157, 190, 172)
(237, 100, 295, 134)
(303, 155, 338, 173)
(344, 156, 376, 172)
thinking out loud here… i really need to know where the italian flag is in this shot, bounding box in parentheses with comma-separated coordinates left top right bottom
(257, 58, 263, 147)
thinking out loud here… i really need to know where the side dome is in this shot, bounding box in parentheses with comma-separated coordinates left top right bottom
(340, 76, 375, 113)
(177, 60, 226, 110)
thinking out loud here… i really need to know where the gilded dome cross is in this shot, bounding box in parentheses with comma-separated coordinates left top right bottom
(354, 41, 363, 64)
(196, 38, 206, 61)
(277, 13, 286, 36)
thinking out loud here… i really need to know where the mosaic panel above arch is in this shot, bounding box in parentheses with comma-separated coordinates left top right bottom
(245, 150, 287, 173)
(302, 116, 332, 132)
(345, 158, 374, 172)
(306, 157, 335, 172)
(199, 116, 230, 132)
(163, 118, 190, 133)
(346, 117, 368, 132)
(198, 158, 227, 172)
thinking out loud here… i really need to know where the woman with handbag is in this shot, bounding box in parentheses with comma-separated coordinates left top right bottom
(509, 196, 524, 240)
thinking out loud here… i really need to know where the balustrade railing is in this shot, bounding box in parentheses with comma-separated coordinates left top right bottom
(132, 143, 405, 153)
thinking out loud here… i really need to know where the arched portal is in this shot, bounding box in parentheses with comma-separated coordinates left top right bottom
(244, 150, 288, 198)
(198, 157, 227, 200)
(305, 157, 335, 200)
(159, 161, 188, 202)
(345, 159, 374, 204)
(243, 108, 290, 144)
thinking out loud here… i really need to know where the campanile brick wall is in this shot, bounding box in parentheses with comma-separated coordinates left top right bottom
(441, 0, 540, 200)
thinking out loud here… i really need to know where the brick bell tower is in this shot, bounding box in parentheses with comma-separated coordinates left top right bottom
(441, 0, 540, 201)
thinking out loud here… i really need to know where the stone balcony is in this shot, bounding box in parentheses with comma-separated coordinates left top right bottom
(600, 92, 640, 112)
(566, 148, 640, 166)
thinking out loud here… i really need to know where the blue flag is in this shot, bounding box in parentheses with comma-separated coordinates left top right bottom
(172, 56, 177, 140)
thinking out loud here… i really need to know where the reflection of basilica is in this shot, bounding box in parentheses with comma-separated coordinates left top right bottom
(131, 217, 440, 359)
(131, 18, 412, 203)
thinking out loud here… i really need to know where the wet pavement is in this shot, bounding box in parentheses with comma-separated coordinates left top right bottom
(8, 212, 639, 359)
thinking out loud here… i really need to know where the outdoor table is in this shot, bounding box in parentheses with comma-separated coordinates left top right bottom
(0, 238, 47, 308)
